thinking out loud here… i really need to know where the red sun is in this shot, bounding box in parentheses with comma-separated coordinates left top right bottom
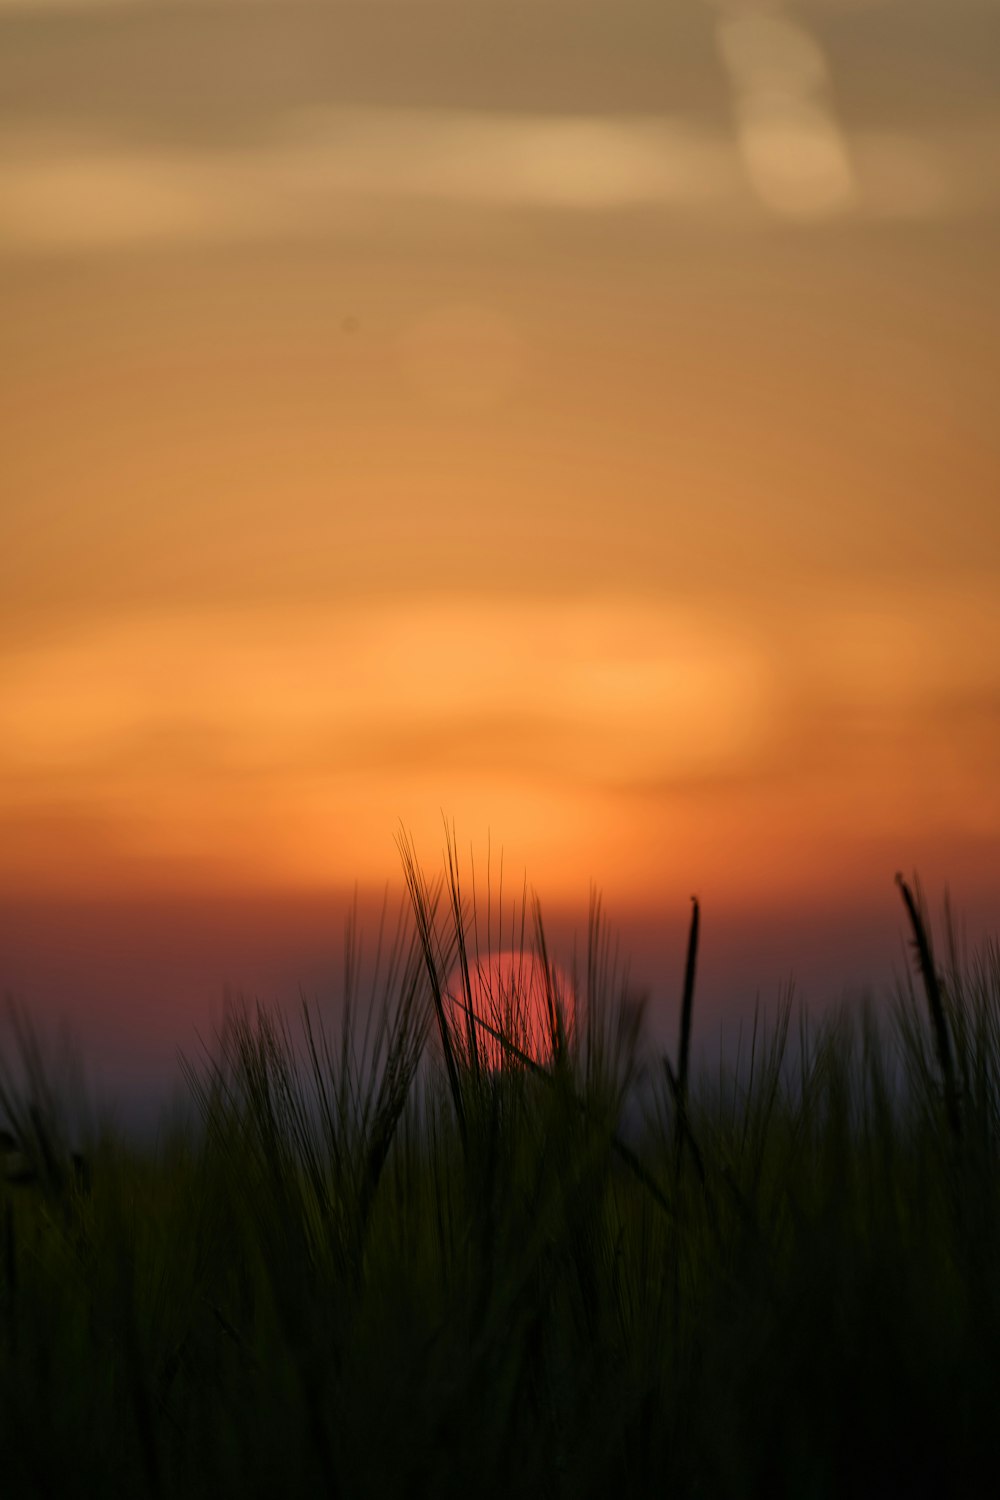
(444, 948, 576, 1071)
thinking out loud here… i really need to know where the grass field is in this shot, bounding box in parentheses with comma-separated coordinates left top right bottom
(2, 851, 999, 1498)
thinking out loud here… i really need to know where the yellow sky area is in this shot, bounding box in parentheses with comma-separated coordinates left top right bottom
(2, 591, 998, 907)
(3, 238, 998, 634)
(2, 0, 998, 926)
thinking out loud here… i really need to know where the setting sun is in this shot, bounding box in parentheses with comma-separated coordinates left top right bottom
(445, 949, 576, 1071)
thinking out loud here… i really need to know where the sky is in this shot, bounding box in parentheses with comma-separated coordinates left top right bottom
(1, 0, 999, 1103)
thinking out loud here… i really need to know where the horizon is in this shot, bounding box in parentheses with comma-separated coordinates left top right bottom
(3, 865, 995, 1131)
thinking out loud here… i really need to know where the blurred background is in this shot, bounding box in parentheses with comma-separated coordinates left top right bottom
(1, 0, 998, 1118)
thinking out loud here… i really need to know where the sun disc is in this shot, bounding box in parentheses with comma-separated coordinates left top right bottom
(443, 948, 576, 1071)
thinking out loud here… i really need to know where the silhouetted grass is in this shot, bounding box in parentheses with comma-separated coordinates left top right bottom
(1, 857, 999, 1498)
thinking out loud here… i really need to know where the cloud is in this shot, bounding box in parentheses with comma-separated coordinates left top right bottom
(3, 105, 993, 253)
(0, 596, 773, 793)
(0, 112, 740, 251)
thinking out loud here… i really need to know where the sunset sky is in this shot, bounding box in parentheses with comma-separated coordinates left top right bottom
(2, 0, 998, 1092)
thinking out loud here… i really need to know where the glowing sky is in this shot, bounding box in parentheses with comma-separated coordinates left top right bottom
(2, 0, 999, 935)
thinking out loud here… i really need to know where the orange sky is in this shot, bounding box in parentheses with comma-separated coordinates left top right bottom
(2, 0, 999, 954)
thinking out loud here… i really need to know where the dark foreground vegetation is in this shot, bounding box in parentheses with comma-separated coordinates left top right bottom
(2, 850, 1000, 1499)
